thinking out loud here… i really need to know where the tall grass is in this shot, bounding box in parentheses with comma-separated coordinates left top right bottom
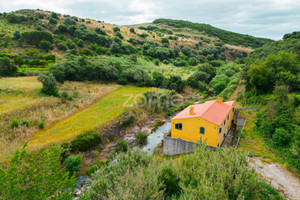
(26, 86, 151, 151)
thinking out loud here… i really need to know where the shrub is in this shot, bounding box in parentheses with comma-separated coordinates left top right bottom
(63, 17, 76, 25)
(64, 155, 83, 175)
(37, 72, 58, 96)
(135, 131, 148, 144)
(129, 27, 135, 33)
(115, 31, 124, 39)
(38, 40, 53, 50)
(0, 56, 18, 76)
(38, 119, 45, 129)
(70, 130, 102, 152)
(22, 31, 53, 45)
(77, 39, 84, 47)
(51, 12, 58, 19)
(112, 27, 120, 32)
(116, 140, 128, 152)
(13, 30, 21, 39)
(60, 91, 69, 103)
(272, 128, 291, 146)
(10, 119, 19, 128)
(95, 27, 106, 35)
(36, 25, 42, 31)
(0, 145, 76, 199)
(49, 17, 57, 25)
(21, 119, 30, 127)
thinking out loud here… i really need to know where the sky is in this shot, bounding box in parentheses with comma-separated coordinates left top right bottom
(1, 0, 300, 40)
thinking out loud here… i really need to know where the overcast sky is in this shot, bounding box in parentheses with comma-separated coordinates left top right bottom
(1, 0, 300, 40)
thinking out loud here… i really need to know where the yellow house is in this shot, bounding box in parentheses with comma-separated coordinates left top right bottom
(171, 97, 235, 147)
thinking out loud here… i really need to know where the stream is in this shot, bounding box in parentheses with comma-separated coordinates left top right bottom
(141, 121, 171, 155)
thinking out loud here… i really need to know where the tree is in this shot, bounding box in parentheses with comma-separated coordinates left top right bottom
(13, 30, 21, 39)
(0, 56, 17, 76)
(161, 37, 169, 45)
(51, 12, 58, 19)
(77, 39, 84, 47)
(112, 27, 120, 32)
(22, 31, 53, 45)
(49, 17, 57, 25)
(38, 40, 53, 50)
(63, 17, 76, 25)
(115, 31, 124, 39)
(64, 155, 83, 175)
(37, 72, 58, 96)
(0, 144, 76, 199)
(95, 27, 106, 35)
(130, 27, 135, 33)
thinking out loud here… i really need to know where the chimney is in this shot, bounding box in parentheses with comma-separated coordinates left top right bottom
(189, 106, 194, 115)
(217, 97, 223, 103)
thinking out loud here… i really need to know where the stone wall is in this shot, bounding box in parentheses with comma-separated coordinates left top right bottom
(163, 136, 217, 156)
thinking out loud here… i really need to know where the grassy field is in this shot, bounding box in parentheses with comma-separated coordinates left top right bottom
(238, 110, 279, 162)
(0, 77, 125, 163)
(26, 86, 151, 151)
(138, 58, 197, 79)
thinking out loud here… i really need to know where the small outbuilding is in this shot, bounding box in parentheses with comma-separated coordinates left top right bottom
(171, 97, 235, 147)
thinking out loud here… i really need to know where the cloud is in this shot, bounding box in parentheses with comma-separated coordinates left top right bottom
(0, 0, 300, 40)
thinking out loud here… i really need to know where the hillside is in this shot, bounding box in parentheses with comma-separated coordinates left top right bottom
(0, 9, 266, 70)
(2, 8, 299, 200)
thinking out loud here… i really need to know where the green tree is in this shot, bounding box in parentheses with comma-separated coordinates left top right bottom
(115, 31, 124, 39)
(0, 144, 76, 199)
(13, 30, 21, 39)
(38, 40, 53, 50)
(64, 155, 83, 175)
(77, 39, 84, 47)
(112, 26, 120, 32)
(37, 72, 58, 96)
(0, 56, 18, 76)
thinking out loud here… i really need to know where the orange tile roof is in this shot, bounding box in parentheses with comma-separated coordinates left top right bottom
(172, 100, 235, 126)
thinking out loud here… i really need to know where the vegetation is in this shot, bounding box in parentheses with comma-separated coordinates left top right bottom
(0, 144, 76, 199)
(153, 18, 273, 48)
(83, 145, 283, 199)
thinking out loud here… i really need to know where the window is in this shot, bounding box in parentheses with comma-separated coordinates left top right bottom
(217, 143, 219, 147)
(224, 120, 226, 125)
(219, 128, 222, 133)
(227, 115, 229, 120)
(200, 127, 205, 134)
(232, 108, 234, 112)
(232, 120, 234, 124)
(175, 123, 182, 130)
(223, 133, 226, 138)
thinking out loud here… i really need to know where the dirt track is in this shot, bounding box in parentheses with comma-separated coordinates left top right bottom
(249, 158, 300, 200)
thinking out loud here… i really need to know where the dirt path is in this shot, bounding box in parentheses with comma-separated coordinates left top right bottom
(249, 158, 300, 200)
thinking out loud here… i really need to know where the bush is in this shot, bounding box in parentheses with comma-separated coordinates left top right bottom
(21, 119, 30, 127)
(70, 130, 102, 152)
(37, 72, 58, 96)
(22, 31, 53, 45)
(129, 27, 135, 33)
(13, 30, 21, 39)
(112, 27, 120, 32)
(38, 40, 53, 50)
(115, 31, 123, 39)
(49, 17, 57, 25)
(0, 145, 76, 199)
(63, 17, 76, 25)
(135, 131, 148, 144)
(0, 56, 18, 76)
(10, 119, 19, 128)
(272, 128, 292, 146)
(77, 39, 84, 47)
(38, 119, 45, 129)
(64, 155, 83, 175)
(116, 140, 128, 152)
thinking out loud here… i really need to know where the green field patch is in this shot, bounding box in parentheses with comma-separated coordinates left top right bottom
(27, 86, 151, 150)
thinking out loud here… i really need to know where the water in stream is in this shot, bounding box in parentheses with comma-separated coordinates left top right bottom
(141, 122, 171, 155)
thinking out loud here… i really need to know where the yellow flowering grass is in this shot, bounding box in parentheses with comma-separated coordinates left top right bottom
(0, 76, 42, 92)
(26, 86, 151, 151)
